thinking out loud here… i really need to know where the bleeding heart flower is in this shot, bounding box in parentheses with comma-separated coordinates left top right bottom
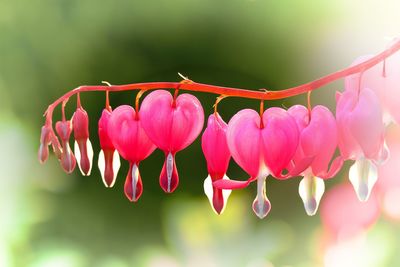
(320, 183, 380, 240)
(108, 105, 156, 201)
(201, 113, 232, 215)
(97, 109, 121, 188)
(288, 105, 343, 216)
(214, 107, 299, 218)
(72, 106, 93, 176)
(55, 120, 76, 173)
(336, 88, 387, 201)
(140, 90, 204, 193)
(345, 52, 400, 125)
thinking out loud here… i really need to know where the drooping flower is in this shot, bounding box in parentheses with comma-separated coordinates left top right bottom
(140, 90, 204, 193)
(97, 109, 121, 188)
(320, 183, 380, 240)
(55, 119, 76, 173)
(288, 105, 343, 216)
(201, 113, 232, 215)
(108, 105, 156, 201)
(72, 106, 93, 176)
(336, 88, 387, 201)
(214, 107, 299, 218)
(345, 52, 400, 125)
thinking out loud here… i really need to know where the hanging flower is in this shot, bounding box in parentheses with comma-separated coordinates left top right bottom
(72, 106, 94, 176)
(201, 113, 232, 215)
(288, 105, 343, 215)
(108, 105, 156, 201)
(140, 90, 204, 193)
(55, 119, 76, 173)
(214, 107, 299, 218)
(336, 88, 387, 201)
(97, 108, 121, 187)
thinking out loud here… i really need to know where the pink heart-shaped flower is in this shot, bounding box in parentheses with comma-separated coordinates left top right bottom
(227, 107, 299, 179)
(140, 90, 204, 193)
(108, 105, 156, 163)
(107, 105, 156, 202)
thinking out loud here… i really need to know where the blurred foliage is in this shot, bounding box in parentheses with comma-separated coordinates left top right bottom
(1, 0, 400, 266)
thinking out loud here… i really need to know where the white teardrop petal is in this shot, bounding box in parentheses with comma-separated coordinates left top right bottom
(85, 139, 94, 176)
(349, 158, 378, 202)
(203, 175, 214, 209)
(298, 175, 325, 216)
(203, 175, 232, 215)
(98, 150, 107, 187)
(112, 150, 121, 186)
(74, 140, 84, 175)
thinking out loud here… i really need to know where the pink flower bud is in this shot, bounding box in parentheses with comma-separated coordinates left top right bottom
(345, 52, 400, 124)
(73, 107, 93, 176)
(201, 113, 232, 214)
(38, 125, 52, 163)
(55, 120, 76, 173)
(97, 109, 121, 188)
(140, 90, 204, 193)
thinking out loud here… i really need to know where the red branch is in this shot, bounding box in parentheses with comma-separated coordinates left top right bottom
(45, 38, 400, 126)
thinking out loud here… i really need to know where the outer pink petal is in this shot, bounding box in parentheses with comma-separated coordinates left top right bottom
(201, 113, 231, 179)
(348, 88, 384, 160)
(98, 109, 115, 150)
(336, 90, 363, 159)
(261, 107, 299, 178)
(227, 109, 263, 178)
(108, 105, 156, 162)
(345, 53, 400, 124)
(306, 106, 338, 176)
(213, 176, 257, 189)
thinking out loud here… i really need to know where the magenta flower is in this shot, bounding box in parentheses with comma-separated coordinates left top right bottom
(336, 88, 387, 201)
(72, 106, 94, 176)
(214, 107, 299, 218)
(345, 52, 400, 125)
(97, 109, 121, 187)
(55, 120, 76, 173)
(201, 113, 232, 214)
(288, 105, 343, 215)
(108, 105, 156, 201)
(320, 183, 380, 239)
(140, 90, 204, 193)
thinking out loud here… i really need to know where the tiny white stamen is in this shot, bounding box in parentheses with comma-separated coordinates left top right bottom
(166, 152, 174, 192)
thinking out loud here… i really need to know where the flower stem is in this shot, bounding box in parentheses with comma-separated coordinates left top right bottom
(44, 39, 400, 126)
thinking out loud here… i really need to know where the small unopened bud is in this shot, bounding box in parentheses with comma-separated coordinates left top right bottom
(55, 120, 76, 173)
(73, 107, 93, 176)
(38, 125, 52, 163)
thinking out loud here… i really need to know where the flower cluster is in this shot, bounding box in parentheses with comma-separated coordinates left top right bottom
(38, 41, 400, 219)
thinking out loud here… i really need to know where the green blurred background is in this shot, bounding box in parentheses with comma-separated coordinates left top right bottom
(1, 0, 400, 266)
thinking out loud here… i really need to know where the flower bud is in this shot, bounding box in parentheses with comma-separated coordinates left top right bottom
(73, 107, 93, 176)
(55, 120, 76, 173)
